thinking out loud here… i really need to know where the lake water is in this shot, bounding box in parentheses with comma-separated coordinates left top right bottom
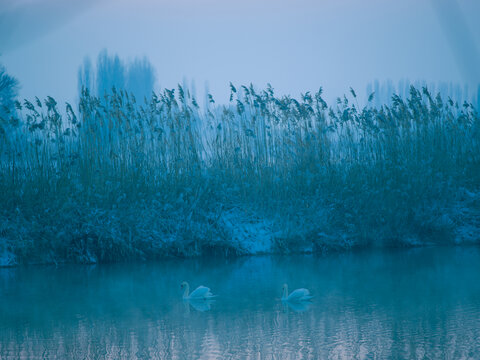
(1, 247, 480, 359)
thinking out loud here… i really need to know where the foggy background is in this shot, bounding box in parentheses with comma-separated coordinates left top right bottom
(1, 0, 479, 104)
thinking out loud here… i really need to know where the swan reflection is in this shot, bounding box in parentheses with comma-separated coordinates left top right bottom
(283, 300, 312, 313)
(184, 298, 216, 312)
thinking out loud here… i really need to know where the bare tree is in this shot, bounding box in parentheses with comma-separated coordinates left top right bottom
(0, 63, 19, 122)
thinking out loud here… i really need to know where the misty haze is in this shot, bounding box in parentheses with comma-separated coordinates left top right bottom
(1, 0, 480, 359)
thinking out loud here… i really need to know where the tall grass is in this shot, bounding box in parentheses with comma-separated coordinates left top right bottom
(1, 84, 479, 264)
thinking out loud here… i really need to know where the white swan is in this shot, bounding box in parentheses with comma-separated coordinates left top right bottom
(181, 281, 216, 300)
(281, 283, 313, 302)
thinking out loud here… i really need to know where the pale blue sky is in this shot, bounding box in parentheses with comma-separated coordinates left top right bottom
(1, 0, 479, 104)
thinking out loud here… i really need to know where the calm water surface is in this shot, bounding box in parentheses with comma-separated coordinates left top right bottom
(1, 247, 480, 359)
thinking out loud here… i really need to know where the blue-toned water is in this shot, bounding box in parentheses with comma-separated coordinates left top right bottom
(1, 247, 480, 359)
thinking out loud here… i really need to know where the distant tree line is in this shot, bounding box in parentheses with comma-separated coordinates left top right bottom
(77, 49, 156, 102)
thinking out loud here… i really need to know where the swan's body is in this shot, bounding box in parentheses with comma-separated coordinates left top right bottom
(282, 284, 313, 302)
(181, 281, 216, 300)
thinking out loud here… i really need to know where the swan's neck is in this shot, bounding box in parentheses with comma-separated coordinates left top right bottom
(183, 283, 190, 298)
(282, 285, 288, 299)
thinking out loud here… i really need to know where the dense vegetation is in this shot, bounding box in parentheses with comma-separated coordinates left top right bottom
(1, 84, 479, 265)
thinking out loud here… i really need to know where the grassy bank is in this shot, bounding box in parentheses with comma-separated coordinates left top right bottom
(1, 85, 479, 265)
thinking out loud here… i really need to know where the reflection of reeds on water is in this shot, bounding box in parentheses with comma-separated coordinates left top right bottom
(1, 249, 480, 358)
(0, 303, 478, 359)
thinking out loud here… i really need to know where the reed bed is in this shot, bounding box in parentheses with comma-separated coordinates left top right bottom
(1, 85, 479, 264)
